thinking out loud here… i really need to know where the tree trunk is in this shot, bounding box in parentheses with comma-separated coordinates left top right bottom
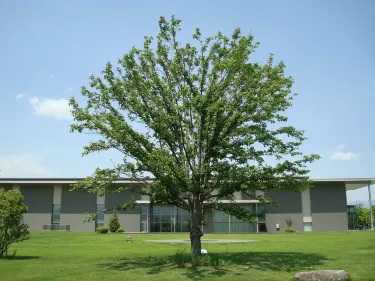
(190, 197, 203, 260)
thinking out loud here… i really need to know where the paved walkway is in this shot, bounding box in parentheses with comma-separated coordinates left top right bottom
(145, 239, 258, 243)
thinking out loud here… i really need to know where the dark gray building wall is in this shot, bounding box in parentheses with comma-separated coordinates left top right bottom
(310, 183, 348, 231)
(104, 185, 141, 214)
(20, 184, 53, 230)
(264, 190, 303, 233)
(60, 185, 96, 232)
(61, 185, 96, 213)
(0, 184, 13, 191)
(104, 186, 142, 232)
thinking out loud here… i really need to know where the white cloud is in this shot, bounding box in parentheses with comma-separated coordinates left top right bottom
(0, 153, 53, 177)
(15, 92, 28, 100)
(330, 152, 360, 161)
(335, 144, 345, 150)
(29, 97, 72, 120)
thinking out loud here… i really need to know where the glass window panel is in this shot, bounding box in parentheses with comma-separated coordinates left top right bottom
(162, 213, 171, 222)
(97, 213, 104, 223)
(141, 205, 148, 214)
(213, 222, 228, 233)
(96, 204, 105, 223)
(52, 204, 61, 224)
(161, 222, 172, 232)
(182, 220, 190, 232)
(141, 222, 148, 233)
(232, 222, 244, 233)
(151, 222, 160, 232)
(213, 211, 229, 222)
(303, 223, 312, 232)
(244, 222, 256, 232)
(53, 204, 60, 214)
(153, 206, 161, 212)
(52, 214, 60, 224)
(141, 213, 148, 221)
(257, 204, 266, 222)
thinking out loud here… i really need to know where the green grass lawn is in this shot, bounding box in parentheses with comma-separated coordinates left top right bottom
(0, 231, 374, 281)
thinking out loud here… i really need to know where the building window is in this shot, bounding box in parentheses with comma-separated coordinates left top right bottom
(140, 205, 148, 233)
(347, 205, 357, 230)
(303, 222, 312, 232)
(257, 204, 266, 222)
(52, 204, 61, 224)
(213, 205, 256, 233)
(150, 206, 189, 233)
(96, 204, 105, 228)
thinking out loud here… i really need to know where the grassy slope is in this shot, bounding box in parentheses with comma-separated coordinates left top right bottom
(0, 231, 374, 281)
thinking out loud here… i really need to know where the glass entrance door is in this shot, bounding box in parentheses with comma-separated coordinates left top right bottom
(151, 205, 190, 232)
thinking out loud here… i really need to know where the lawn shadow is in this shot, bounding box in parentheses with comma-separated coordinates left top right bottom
(1, 256, 40, 260)
(99, 251, 330, 280)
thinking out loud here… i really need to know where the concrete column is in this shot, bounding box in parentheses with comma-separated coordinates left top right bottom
(53, 185, 62, 204)
(301, 189, 312, 224)
(369, 184, 374, 230)
(12, 185, 20, 191)
(233, 192, 242, 200)
(96, 193, 105, 205)
(255, 190, 264, 197)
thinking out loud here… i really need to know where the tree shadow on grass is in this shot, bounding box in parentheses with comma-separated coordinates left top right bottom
(1, 256, 40, 260)
(99, 251, 330, 280)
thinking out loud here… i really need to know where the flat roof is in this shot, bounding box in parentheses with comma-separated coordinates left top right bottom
(0, 177, 374, 190)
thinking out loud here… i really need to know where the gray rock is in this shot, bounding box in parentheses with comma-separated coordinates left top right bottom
(294, 270, 349, 281)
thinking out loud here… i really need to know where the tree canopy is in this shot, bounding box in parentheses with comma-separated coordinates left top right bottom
(0, 188, 30, 257)
(70, 16, 319, 258)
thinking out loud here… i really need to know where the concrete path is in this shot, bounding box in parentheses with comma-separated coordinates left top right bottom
(145, 239, 258, 243)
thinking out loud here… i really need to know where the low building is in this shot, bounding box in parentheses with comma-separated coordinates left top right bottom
(0, 178, 373, 233)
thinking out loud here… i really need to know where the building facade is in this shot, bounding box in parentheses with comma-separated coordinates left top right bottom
(0, 178, 373, 233)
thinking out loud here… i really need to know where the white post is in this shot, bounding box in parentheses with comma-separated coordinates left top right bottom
(369, 184, 374, 230)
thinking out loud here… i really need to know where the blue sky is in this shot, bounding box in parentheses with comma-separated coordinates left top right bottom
(0, 0, 374, 203)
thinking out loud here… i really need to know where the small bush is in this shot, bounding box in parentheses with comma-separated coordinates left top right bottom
(285, 216, 293, 228)
(170, 248, 190, 267)
(96, 226, 109, 234)
(155, 256, 169, 265)
(108, 211, 121, 232)
(197, 253, 232, 267)
(285, 227, 296, 233)
(117, 227, 124, 233)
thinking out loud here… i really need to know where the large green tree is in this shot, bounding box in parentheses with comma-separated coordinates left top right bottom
(70, 16, 319, 258)
(0, 188, 30, 257)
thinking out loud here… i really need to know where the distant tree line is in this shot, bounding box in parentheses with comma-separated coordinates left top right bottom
(355, 203, 375, 229)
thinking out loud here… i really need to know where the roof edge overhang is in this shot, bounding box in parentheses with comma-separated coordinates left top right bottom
(1, 178, 374, 191)
(312, 178, 375, 191)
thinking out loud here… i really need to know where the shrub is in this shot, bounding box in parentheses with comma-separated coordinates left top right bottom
(117, 227, 124, 233)
(170, 248, 190, 267)
(108, 211, 120, 232)
(96, 226, 109, 234)
(0, 189, 30, 257)
(285, 227, 296, 233)
(285, 216, 293, 228)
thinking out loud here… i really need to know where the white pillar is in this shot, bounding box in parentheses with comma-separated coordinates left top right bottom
(53, 185, 62, 204)
(369, 184, 374, 230)
(96, 193, 105, 205)
(301, 189, 312, 229)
